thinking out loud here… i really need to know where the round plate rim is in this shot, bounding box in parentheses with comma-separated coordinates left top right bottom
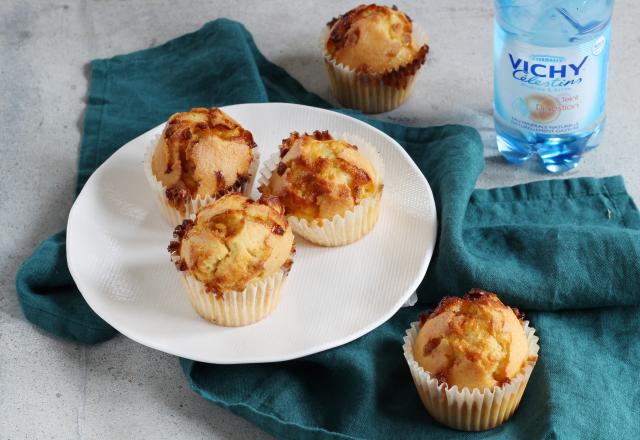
(66, 102, 437, 364)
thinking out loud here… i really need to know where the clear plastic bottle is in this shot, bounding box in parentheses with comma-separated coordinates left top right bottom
(494, 0, 614, 172)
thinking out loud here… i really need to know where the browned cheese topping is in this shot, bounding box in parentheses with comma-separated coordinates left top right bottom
(168, 193, 295, 297)
(414, 289, 531, 390)
(259, 131, 382, 222)
(151, 108, 256, 213)
(325, 4, 428, 88)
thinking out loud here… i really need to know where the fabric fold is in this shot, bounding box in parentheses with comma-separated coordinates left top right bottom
(16, 231, 117, 343)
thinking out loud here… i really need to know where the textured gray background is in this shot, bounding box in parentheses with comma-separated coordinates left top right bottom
(1, 1, 638, 438)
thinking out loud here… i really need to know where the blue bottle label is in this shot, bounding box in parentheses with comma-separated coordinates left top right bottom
(494, 27, 610, 135)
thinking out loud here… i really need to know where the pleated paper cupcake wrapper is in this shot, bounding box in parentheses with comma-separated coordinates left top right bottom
(175, 265, 288, 327)
(403, 320, 540, 431)
(258, 134, 384, 247)
(144, 134, 260, 225)
(322, 26, 427, 114)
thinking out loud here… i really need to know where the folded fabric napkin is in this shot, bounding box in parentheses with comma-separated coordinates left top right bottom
(16, 19, 640, 439)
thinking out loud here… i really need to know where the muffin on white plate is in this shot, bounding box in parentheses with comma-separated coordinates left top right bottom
(145, 107, 259, 225)
(168, 193, 295, 327)
(258, 130, 383, 246)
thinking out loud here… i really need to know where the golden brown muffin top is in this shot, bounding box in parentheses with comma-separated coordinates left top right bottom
(259, 131, 382, 222)
(413, 289, 530, 391)
(325, 4, 428, 84)
(168, 193, 295, 297)
(151, 108, 256, 214)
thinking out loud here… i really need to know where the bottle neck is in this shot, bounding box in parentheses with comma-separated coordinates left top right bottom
(495, 0, 614, 47)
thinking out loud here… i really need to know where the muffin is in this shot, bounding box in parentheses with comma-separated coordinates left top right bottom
(258, 130, 383, 246)
(403, 289, 539, 431)
(323, 4, 429, 113)
(145, 107, 259, 225)
(168, 193, 295, 326)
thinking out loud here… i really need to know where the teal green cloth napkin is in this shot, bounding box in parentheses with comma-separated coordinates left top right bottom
(16, 19, 640, 439)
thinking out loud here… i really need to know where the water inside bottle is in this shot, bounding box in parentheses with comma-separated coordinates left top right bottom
(494, 0, 613, 172)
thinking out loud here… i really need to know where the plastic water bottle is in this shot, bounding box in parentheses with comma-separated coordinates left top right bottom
(494, 0, 614, 172)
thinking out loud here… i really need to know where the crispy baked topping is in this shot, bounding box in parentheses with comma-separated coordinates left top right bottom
(241, 130, 258, 149)
(165, 182, 191, 209)
(423, 337, 441, 356)
(260, 131, 381, 222)
(327, 5, 378, 51)
(378, 45, 428, 88)
(168, 219, 195, 271)
(258, 194, 282, 209)
(282, 258, 294, 274)
(466, 287, 490, 300)
(151, 108, 255, 213)
(434, 371, 447, 385)
(511, 307, 525, 321)
(167, 241, 180, 254)
(167, 193, 294, 296)
(425, 296, 460, 321)
(325, 4, 428, 87)
(211, 289, 224, 300)
(215, 170, 226, 189)
(414, 289, 529, 390)
(312, 130, 333, 140)
(173, 219, 195, 239)
(427, 289, 517, 320)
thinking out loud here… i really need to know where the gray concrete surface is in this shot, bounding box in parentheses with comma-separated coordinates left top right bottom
(1, 1, 638, 438)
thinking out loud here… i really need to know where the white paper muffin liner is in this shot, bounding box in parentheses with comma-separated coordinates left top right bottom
(144, 134, 260, 225)
(172, 256, 289, 327)
(322, 25, 428, 114)
(258, 133, 384, 247)
(403, 320, 540, 431)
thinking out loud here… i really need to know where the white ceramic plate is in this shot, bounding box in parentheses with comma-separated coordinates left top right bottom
(67, 103, 437, 364)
